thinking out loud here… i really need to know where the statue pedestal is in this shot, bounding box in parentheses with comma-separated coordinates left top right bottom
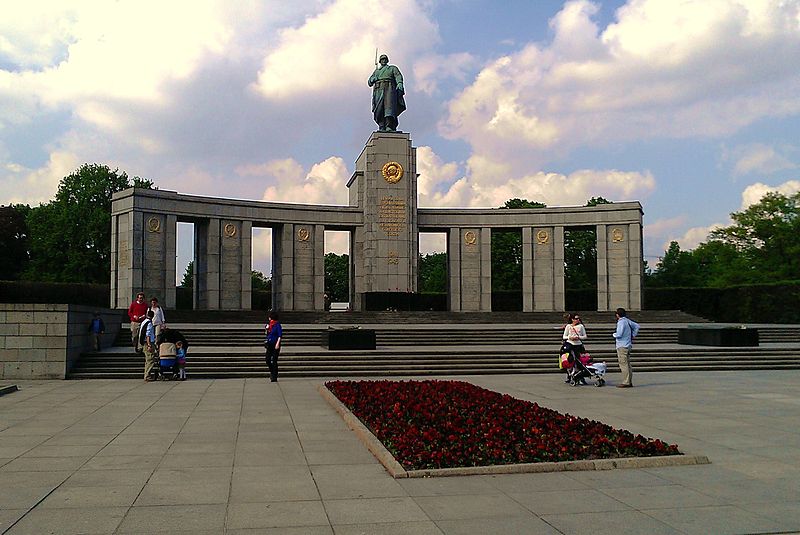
(348, 132, 418, 310)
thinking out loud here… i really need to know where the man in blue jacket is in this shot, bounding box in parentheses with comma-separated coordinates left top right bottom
(613, 308, 640, 388)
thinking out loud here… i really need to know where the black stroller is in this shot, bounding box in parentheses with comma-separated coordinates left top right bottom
(560, 343, 607, 387)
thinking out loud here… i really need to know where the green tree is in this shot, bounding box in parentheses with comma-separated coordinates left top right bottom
(324, 252, 349, 301)
(418, 252, 447, 293)
(493, 199, 547, 292)
(252, 270, 271, 291)
(0, 204, 31, 280)
(563, 197, 610, 290)
(709, 191, 800, 283)
(649, 241, 705, 287)
(180, 261, 194, 288)
(24, 164, 153, 283)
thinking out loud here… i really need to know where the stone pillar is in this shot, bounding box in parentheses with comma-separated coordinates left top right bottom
(554, 226, 565, 312)
(532, 226, 558, 311)
(522, 227, 533, 312)
(349, 131, 418, 304)
(350, 226, 365, 311)
(449, 227, 491, 312)
(140, 213, 174, 306)
(447, 228, 461, 312)
(241, 221, 252, 310)
(219, 219, 250, 310)
(272, 223, 322, 311)
(596, 224, 609, 311)
(628, 222, 643, 311)
(597, 223, 642, 310)
(195, 218, 220, 309)
(111, 212, 137, 308)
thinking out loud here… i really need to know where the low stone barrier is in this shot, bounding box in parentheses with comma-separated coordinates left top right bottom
(0, 304, 120, 379)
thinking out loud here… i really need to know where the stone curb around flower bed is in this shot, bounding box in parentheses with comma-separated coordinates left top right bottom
(318, 383, 406, 477)
(319, 383, 711, 479)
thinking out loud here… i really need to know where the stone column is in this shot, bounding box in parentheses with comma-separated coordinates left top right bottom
(628, 222, 643, 311)
(219, 219, 250, 310)
(272, 223, 321, 311)
(447, 228, 461, 312)
(522, 227, 533, 312)
(195, 218, 220, 310)
(532, 226, 556, 311)
(449, 228, 491, 312)
(604, 224, 633, 310)
(140, 213, 174, 306)
(272, 224, 291, 311)
(554, 226, 565, 312)
(596, 224, 609, 311)
(350, 226, 365, 311)
(111, 212, 137, 308)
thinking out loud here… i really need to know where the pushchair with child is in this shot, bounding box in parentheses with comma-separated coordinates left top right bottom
(559, 343, 607, 387)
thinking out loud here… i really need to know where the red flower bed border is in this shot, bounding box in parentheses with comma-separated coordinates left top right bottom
(325, 380, 681, 471)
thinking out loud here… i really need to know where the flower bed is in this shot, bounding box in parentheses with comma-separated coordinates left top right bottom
(325, 379, 681, 470)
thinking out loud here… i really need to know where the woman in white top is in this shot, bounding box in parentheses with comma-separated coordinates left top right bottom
(562, 312, 587, 365)
(150, 298, 166, 338)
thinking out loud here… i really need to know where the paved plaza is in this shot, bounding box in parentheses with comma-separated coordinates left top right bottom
(1, 370, 799, 534)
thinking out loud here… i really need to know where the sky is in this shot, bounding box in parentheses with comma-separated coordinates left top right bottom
(2, 0, 800, 279)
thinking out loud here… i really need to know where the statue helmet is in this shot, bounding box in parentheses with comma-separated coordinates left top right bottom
(379, 54, 388, 62)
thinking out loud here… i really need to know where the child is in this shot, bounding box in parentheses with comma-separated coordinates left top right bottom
(175, 340, 187, 381)
(88, 311, 105, 352)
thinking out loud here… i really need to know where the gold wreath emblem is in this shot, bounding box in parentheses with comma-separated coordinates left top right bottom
(464, 231, 477, 245)
(297, 228, 310, 241)
(381, 161, 404, 183)
(611, 228, 624, 242)
(224, 223, 237, 238)
(147, 217, 161, 233)
(536, 230, 549, 245)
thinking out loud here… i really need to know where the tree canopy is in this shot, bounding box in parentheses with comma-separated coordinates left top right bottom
(0, 204, 31, 280)
(649, 191, 800, 287)
(23, 163, 153, 283)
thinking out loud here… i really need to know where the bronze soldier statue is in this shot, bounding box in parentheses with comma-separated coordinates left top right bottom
(368, 54, 406, 131)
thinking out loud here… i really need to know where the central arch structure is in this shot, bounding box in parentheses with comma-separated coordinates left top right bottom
(111, 132, 643, 312)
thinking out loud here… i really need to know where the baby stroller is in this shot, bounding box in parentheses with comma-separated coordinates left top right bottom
(157, 341, 179, 380)
(560, 344, 607, 387)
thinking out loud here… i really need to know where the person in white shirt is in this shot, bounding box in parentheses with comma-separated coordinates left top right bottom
(150, 297, 166, 338)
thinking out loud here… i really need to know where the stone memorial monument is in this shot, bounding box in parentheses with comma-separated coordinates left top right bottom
(110, 54, 643, 313)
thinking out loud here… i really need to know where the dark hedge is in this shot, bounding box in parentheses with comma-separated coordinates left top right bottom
(0, 280, 109, 307)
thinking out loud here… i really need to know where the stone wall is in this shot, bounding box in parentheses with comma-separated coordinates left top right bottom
(0, 304, 121, 379)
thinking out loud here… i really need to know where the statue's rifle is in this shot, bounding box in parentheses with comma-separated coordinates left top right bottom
(374, 48, 378, 66)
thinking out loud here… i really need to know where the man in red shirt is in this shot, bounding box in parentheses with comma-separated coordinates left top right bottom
(128, 292, 148, 353)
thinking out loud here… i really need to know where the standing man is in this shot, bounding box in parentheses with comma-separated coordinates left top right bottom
(141, 309, 158, 381)
(613, 307, 639, 388)
(128, 292, 148, 353)
(368, 54, 405, 132)
(265, 310, 282, 383)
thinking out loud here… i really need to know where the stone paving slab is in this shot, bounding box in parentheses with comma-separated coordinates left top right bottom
(0, 370, 798, 534)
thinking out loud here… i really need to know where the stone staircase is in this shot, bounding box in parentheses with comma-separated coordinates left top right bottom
(69, 311, 800, 379)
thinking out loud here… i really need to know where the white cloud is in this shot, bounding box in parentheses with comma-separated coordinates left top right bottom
(253, 0, 438, 100)
(441, 0, 800, 174)
(413, 53, 477, 94)
(242, 156, 350, 205)
(417, 146, 656, 208)
(740, 179, 800, 209)
(668, 224, 725, 251)
(723, 143, 797, 176)
(1, 150, 80, 205)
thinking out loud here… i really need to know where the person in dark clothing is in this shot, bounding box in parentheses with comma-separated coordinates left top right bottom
(88, 312, 105, 351)
(265, 310, 282, 382)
